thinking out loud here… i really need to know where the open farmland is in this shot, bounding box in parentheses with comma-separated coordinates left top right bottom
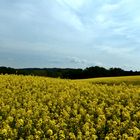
(0, 75, 140, 139)
(78, 76, 140, 85)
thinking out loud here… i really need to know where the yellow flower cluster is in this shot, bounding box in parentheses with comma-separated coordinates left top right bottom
(0, 75, 140, 139)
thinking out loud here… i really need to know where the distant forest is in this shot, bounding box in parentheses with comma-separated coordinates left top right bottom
(0, 66, 140, 79)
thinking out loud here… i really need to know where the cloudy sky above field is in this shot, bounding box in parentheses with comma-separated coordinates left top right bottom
(0, 0, 140, 70)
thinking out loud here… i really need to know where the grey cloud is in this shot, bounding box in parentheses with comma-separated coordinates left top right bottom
(0, 0, 140, 70)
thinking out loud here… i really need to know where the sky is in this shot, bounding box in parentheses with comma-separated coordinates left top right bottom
(0, 0, 140, 70)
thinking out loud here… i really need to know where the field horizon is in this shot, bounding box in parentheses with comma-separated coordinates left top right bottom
(1, 66, 140, 80)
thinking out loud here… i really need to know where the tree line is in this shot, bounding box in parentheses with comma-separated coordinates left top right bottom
(0, 66, 140, 79)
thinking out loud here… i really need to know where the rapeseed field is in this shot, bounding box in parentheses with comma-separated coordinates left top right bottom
(0, 75, 140, 139)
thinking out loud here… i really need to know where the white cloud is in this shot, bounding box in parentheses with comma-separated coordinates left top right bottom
(101, 3, 119, 12)
(67, 56, 87, 64)
(52, 0, 85, 31)
(95, 14, 107, 23)
(100, 46, 135, 55)
(113, 26, 128, 35)
(56, 0, 86, 10)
